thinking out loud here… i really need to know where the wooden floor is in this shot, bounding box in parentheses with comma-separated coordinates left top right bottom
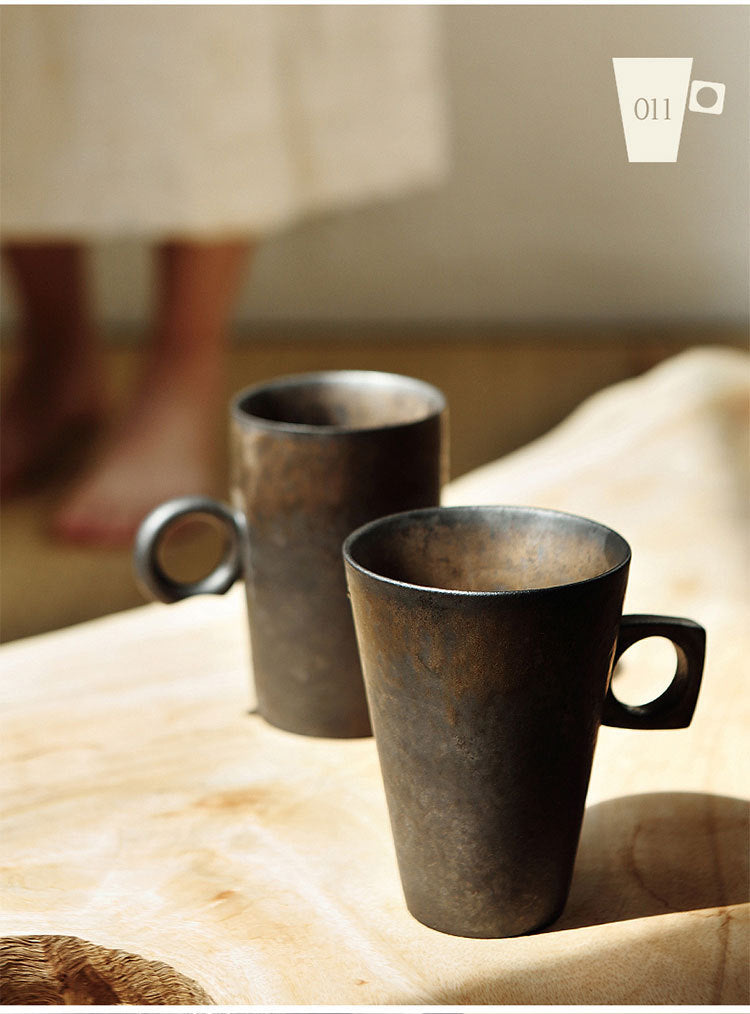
(1, 322, 744, 642)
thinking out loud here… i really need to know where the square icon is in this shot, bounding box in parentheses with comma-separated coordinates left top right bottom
(688, 80, 725, 115)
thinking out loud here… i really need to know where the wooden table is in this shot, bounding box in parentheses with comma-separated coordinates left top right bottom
(2, 347, 748, 1006)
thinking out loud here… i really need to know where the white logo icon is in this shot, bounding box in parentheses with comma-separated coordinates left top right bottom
(612, 58, 725, 163)
(688, 79, 725, 116)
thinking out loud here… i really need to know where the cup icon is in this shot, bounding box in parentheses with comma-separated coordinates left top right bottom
(613, 57, 725, 162)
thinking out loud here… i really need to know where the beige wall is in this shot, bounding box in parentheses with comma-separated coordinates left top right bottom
(2, 5, 748, 328)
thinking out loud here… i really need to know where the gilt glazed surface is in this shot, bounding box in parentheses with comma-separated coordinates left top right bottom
(344, 505, 631, 936)
(230, 371, 446, 738)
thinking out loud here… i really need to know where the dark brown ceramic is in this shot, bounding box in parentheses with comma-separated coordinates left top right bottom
(343, 505, 705, 937)
(133, 371, 447, 738)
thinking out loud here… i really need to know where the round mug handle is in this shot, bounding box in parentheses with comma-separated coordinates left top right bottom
(602, 614, 706, 730)
(133, 495, 246, 603)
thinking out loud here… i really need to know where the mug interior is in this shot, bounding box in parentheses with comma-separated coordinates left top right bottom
(345, 506, 630, 593)
(234, 371, 444, 431)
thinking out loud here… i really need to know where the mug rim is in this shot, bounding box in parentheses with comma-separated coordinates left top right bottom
(343, 504, 632, 597)
(230, 369, 446, 435)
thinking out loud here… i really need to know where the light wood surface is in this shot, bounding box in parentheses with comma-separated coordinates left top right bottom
(1, 346, 748, 1005)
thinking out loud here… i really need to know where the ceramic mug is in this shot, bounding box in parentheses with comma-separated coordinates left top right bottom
(343, 504, 706, 936)
(134, 370, 447, 738)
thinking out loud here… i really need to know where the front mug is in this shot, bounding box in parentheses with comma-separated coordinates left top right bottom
(343, 505, 706, 936)
(133, 370, 447, 738)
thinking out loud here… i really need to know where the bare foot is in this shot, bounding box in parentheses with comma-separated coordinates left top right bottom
(48, 238, 249, 546)
(0, 351, 103, 495)
(52, 380, 222, 547)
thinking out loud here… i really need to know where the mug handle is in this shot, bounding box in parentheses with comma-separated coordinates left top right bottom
(602, 614, 706, 730)
(133, 495, 246, 603)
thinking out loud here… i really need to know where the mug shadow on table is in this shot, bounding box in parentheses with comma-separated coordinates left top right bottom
(551, 790, 748, 931)
(428, 792, 749, 1007)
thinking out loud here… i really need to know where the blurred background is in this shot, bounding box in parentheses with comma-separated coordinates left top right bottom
(1, 4, 747, 642)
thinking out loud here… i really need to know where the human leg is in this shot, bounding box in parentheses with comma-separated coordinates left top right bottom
(1, 241, 103, 492)
(53, 239, 252, 545)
